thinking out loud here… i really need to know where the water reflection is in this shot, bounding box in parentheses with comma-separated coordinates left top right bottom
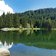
(0, 41, 13, 49)
(0, 30, 56, 49)
(0, 30, 56, 56)
(9, 43, 56, 56)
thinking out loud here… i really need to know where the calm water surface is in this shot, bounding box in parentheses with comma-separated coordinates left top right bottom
(9, 43, 56, 56)
(0, 30, 56, 56)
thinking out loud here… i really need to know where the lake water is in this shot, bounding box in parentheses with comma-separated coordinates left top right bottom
(0, 30, 56, 56)
(9, 44, 56, 56)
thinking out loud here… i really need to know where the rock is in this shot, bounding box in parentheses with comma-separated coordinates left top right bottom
(0, 48, 10, 56)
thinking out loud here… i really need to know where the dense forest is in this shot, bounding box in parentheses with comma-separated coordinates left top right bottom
(0, 8, 56, 29)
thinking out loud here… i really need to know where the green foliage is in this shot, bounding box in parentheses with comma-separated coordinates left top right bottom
(0, 8, 56, 28)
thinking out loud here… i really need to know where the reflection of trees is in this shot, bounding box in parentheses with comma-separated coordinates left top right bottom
(26, 30, 30, 35)
(0, 41, 13, 49)
(0, 30, 56, 45)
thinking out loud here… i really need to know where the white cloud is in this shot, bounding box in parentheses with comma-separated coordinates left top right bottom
(0, 0, 14, 16)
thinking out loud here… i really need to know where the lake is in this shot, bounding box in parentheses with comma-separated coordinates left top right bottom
(0, 30, 56, 56)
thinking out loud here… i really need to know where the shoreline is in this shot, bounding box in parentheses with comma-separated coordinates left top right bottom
(1, 28, 56, 31)
(1, 28, 41, 31)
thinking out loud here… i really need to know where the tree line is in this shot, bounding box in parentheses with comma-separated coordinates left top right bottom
(0, 8, 56, 29)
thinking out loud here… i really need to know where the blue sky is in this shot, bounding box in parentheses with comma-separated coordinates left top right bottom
(4, 0, 56, 13)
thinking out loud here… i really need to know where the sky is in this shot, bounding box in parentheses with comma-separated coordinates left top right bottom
(0, 0, 56, 15)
